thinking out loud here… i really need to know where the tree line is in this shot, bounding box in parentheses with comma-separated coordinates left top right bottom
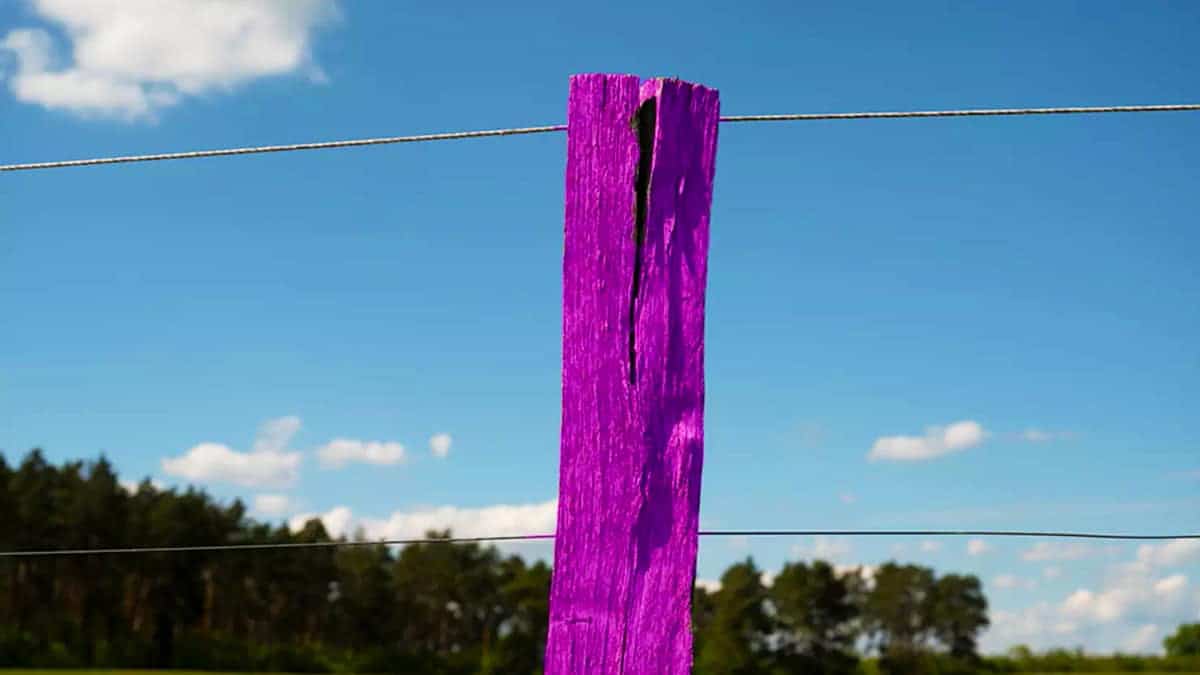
(0, 450, 1193, 674)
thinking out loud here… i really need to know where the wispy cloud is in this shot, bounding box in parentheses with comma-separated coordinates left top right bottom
(253, 493, 295, 517)
(1123, 624, 1161, 653)
(317, 439, 406, 468)
(253, 416, 302, 454)
(1022, 542, 1095, 562)
(791, 536, 852, 562)
(1018, 428, 1077, 443)
(993, 573, 1037, 590)
(429, 433, 452, 459)
(966, 539, 991, 556)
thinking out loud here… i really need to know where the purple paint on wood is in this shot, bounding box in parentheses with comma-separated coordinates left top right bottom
(545, 74, 720, 675)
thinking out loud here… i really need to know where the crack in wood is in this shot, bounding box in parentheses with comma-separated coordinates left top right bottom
(629, 98, 657, 386)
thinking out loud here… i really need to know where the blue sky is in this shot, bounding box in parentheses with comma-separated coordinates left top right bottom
(2, 0, 1198, 654)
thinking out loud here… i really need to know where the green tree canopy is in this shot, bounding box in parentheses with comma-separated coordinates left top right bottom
(0, 450, 1002, 674)
(1165, 623, 1200, 657)
(769, 559, 860, 675)
(695, 558, 772, 675)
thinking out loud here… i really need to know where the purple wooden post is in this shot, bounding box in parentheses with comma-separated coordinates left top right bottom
(544, 74, 720, 675)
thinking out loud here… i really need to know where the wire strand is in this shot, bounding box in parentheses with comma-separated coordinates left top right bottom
(1, 529, 1196, 558)
(0, 124, 568, 172)
(698, 529, 1200, 540)
(3, 103, 1198, 172)
(718, 103, 1200, 122)
(0, 534, 556, 558)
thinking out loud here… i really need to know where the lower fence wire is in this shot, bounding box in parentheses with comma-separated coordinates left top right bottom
(0, 528, 1196, 558)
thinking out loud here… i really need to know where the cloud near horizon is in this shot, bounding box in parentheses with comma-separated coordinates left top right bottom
(317, 439, 407, 468)
(289, 499, 559, 542)
(985, 538, 1199, 654)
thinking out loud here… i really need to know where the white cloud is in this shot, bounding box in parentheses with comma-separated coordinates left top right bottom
(0, 0, 337, 120)
(993, 573, 1037, 590)
(695, 578, 722, 593)
(164, 441, 301, 487)
(920, 540, 942, 553)
(290, 505, 354, 538)
(983, 603, 1065, 651)
(363, 500, 558, 540)
(1059, 571, 1191, 627)
(1061, 587, 1127, 623)
(983, 542, 1200, 654)
(1123, 624, 1160, 653)
(1022, 541, 1095, 562)
(967, 538, 991, 556)
(317, 439, 406, 468)
(162, 416, 302, 487)
(867, 420, 984, 462)
(430, 433, 452, 459)
(791, 536, 851, 562)
(1135, 539, 1200, 568)
(253, 493, 294, 517)
(290, 499, 559, 543)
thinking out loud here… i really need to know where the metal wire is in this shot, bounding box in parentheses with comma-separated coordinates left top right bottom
(0, 124, 568, 172)
(0, 534, 556, 558)
(1, 529, 1195, 558)
(3, 103, 1198, 173)
(718, 103, 1200, 123)
(698, 529, 1200, 540)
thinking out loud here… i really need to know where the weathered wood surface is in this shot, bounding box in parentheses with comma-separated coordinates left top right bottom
(544, 73, 720, 675)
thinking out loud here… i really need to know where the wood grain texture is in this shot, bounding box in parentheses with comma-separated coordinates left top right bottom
(544, 73, 720, 675)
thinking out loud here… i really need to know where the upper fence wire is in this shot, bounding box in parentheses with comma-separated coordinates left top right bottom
(3, 103, 1199, 172)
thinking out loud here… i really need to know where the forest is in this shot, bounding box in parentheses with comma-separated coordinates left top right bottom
(0, 451, 1197, 675)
